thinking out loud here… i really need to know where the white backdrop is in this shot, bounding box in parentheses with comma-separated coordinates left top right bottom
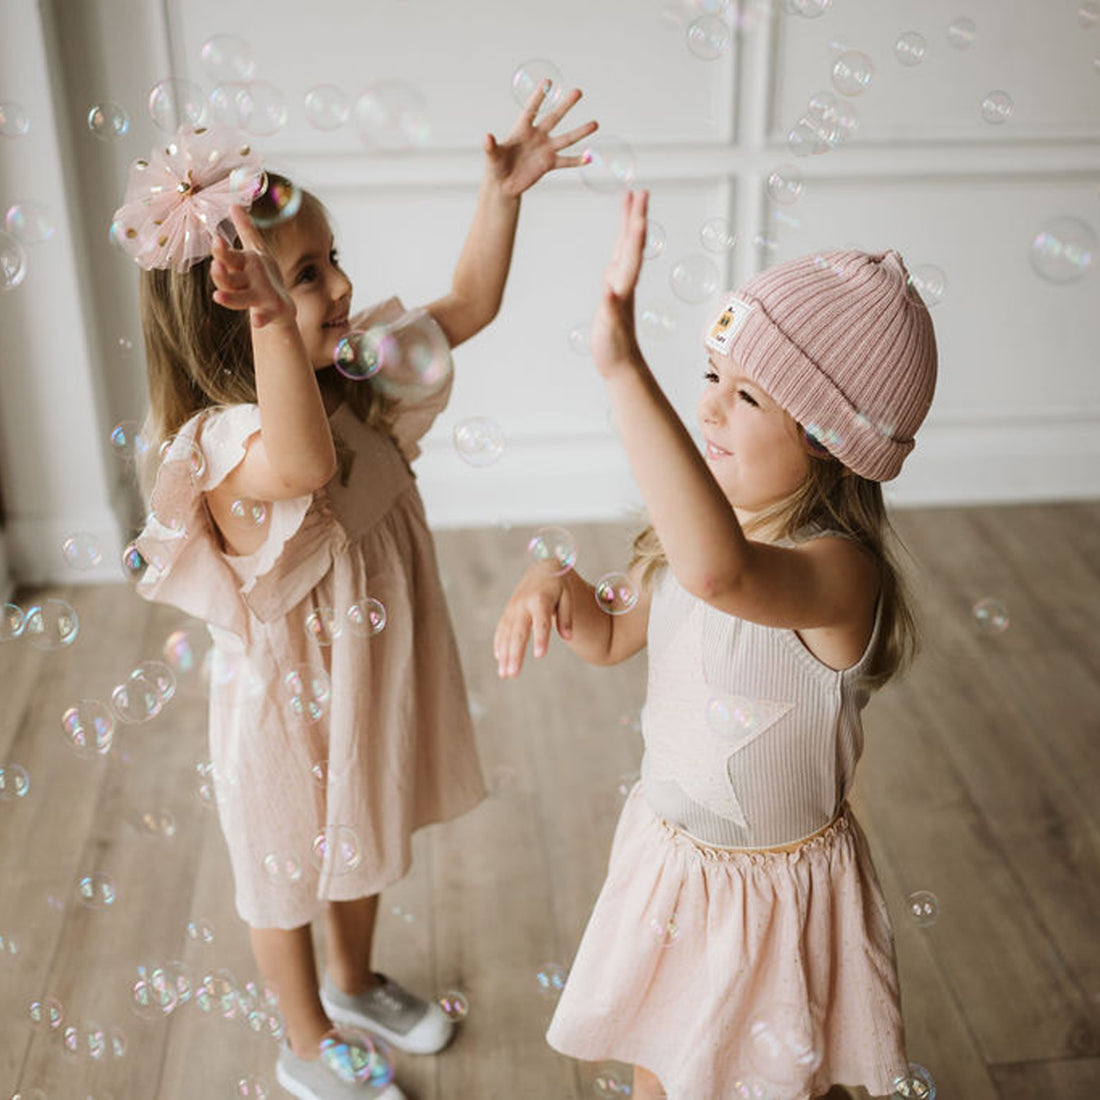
(1, 0, 1099, 589)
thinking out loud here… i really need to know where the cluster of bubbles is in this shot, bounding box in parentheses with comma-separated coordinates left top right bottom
(787, 88, 861, 158)
(303, 598, 387, 648)
(320, 1028, 395, 1086)
(452, 416, 507, 467)
(527, 526, 578, 574)
(283, 664, 332, 723)
(1, 597, 80, 649)
(25, 998, 128, 1066)
(907, 890, 940, 927)
(971, 596, 1010, 635)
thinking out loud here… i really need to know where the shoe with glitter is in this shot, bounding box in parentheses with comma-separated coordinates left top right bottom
(275, 1040, 406, 1100)
(320, 973, 454, 1055)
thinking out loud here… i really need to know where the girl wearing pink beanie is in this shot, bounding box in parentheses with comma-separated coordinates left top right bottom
(495, 191, 937, 1099)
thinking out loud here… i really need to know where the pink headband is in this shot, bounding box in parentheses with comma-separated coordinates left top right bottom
(111, 125, 264, 272)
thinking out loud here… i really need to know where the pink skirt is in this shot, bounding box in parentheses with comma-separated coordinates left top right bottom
(547, 784, 909, 1099)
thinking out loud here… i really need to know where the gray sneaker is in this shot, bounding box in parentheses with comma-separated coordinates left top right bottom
(321, 973, 454, 1055)
(275, 1041, 406, 1100)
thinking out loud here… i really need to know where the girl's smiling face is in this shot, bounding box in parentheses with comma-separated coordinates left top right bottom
(270, 206, 353, 371)
(697, 355, 811, 525)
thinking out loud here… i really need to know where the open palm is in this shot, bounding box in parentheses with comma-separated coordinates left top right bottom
(590, 189, 649, 378)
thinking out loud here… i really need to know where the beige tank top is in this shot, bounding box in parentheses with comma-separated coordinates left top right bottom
(640, 555, 882, 849)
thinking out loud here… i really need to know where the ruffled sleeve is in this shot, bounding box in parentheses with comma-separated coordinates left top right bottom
(352, 296, 455, 465)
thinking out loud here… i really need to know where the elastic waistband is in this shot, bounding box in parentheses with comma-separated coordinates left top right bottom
(669, 803, 850, 858)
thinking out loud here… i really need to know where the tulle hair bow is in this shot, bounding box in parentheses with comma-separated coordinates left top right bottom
(111, 125, 265, 272)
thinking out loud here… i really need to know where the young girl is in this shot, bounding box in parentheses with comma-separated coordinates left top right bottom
(118, 85, 597, 1099)
(495, 192, 938, 1100)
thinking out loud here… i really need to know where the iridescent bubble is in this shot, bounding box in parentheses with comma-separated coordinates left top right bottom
(907, 264, 948, 306)
(0, 764, 29, 800)
(196, 969, 241, 1019)
(109, 420, 146, 460)
(892, 1061, 937, 1100)
(334, 329, 381, 380)
(946, 16, 976, 49)
(1029, 216, 1096, 284)
(230, 498, 267, 527)
(644, 219, 667, 260)
(242, 81, 288, 137)
(670, 254, 721, 303)
(894, 31, 928, 66)
(972, 597, 1009, 635)
(147, 78, 205, 131)
(594, 572, 638, 615)
(686, 14, 732, 60)
(305, 606, 342, 646)
(200, 34, 256, 83)
(208, 82, 252, 128)
(23, 598, 79, 650)
(594, 1066, 633, 1096)
(60, 532, 102, 570)
(131, 808, 177, 838)
(186, 917, 215, 943)
(87, 101, 129, 140)
(12, 1088, 49, 1100)
(706, 695, 760, 742)
(1, 601, 25, 641)
(355, 82, 430, 148)
(5, 202, 54, 245)
(767, 164, 803, 205)
(648, 913, 681, 948)
(511, 59, 566, 115)
(110, 671, 161, 724)
(375, 319, 451, 391)
(121, 542, 149, 582)
(980, 90, 1013, 125)
(0, 101, 31, 138)
(832, 50, 875, 96)
(391, 904, 418, 924)
(579, 135, 636, 193)
(786, 116, 825, 158)
(907, 890, 940, 927)
(311, 825, 362, 874)
(309, 760, 328, 787)
(346, 598, 387, 638)
(699, 217, 737, 253)
(453, 417, 506, 467)
(436, 990, 469, 1020)
(320, 1028, 394, 1086)
(28, 996, 64, 1029)
(0, 931, 20, 956)
(63, 1019, 108, 1060)
(783, 0, 831, 15)
(250, 175, 303, 229)
(568, 322, 591, 355)
(0, 231, 28, 291)
(157, 436, 206, 479)
(262, 851, 304, 883)
(133, 659, 177, 705)
(1080, 1, 1100, 26)
(304, 84, 350, 130)
(527, 526, 577, 574)
(163, 629, 197, 673)
(76, 872, 116, 909)
(237, 1076, 270, 1100)
(62, 700, 115, 757)
(744, 1003, 823, 1089)
(283, 664, 332, 722)
(638, 302, 678, 340)
(535, 962, 568, 996)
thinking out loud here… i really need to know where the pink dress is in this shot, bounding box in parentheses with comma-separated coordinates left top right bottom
(135, 298, 486, 929)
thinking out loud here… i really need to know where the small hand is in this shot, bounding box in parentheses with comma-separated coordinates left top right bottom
(485, 83, 598, 198)
(590, 189, 649, 378)
(210, 205, 296, 329)
(493, 564, 574, 678)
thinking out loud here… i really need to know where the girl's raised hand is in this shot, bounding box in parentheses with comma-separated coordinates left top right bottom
(485, 83, 598, 198)
(590, 189, 649, 379)
(210, 205, 296, 329)
(493, 563, 574, 679)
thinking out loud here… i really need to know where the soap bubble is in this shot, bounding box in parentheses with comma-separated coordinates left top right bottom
(320, 1028, 394, 1086)
(700, 217, 737, 252)
(242, 81, 288, 137)
(535, 962, 568, 996)
(0, 764, 29, 800)
(87, 101, 130, 139)
(594, 1066, 633, 1096)
(894, 32, 928, 66)
(972, 597, 1009, 635)
(230, 498, 267, 526)
(686, 14, 733, 60)
(131, 966, 178, 1018)
(28, 996, 64, 1029)
(907, 890, 940, 926)
(186, 917, 215, 943)
(76, 872, 116, 909)
(6, 202, 54, 245)
(284, 665, 331, 722)
(568, 323, 591, 355)
(743, 1002, 823, 1089)
(109, 420, 148, 460)
(436, 990, 469, 1020)
(305, 607, 342, 647)
(305, 84, 350, 130)
(250, 175, 303, 229)
(907, 264, 948, 306)
(263, 851, 304, 884)
(706, 695, 760, 742)
(1029, 216, 1096, 284)
(200, 35, 256, 83)
(346, 598, 387, 638)
(527, 526, 577, 574)
(0, 231, 28, 291)
(783, 0, 831, 15)
(121, 542, 151, 582)
(670, 254, 721, 303)
(1080, 2, 1100, 26)
(0, 101, 30, 138)
(311, 826, 362, 874)
(355, 81, 430, 147)
(131, 808, 177, 838)
(1, 602, 24, 641)
(946, 16, 976, 49)
(831, 51, 875, 96)
(892, 1062, 936, 1099)
(163, 629, 197, 673)
(148, 78, 205, 131)
(62, 532, 103, 570)
(23, 598, 79, 649)
(511, 59, 566, 115)
(236, 1076, 270, 1099)
(453, 417, 506, 467)
(980, 90, 1013, 125)
(334, 330, 381, 380)
(638, 302, 678, 340)
(209, 83, 251, 128)
(767, 164, 803, 205)
(644, 219, 667, 259)
(579, 135, 636, 192)
(594, 572, 639, 615)
(133, 659, 177, 705)
(62, 700, 115, 757)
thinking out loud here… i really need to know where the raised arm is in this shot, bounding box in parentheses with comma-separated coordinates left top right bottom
(426, 83, 597, 348)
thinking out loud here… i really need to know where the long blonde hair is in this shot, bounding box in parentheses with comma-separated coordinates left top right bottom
(629, 451, 919, 691)
(137, 175, 389, 495)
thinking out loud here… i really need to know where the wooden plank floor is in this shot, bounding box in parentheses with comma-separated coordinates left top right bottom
(1, 502, 1098, 1099)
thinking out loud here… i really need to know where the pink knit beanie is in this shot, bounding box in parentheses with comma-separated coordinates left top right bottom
(704, 249, 937, 481)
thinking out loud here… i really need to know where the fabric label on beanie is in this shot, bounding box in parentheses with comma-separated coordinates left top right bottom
(706, 297, 754, 355)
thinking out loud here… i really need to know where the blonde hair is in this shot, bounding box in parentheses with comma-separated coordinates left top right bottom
(629, 451, 919, 691)
(137, 174, 390, 495)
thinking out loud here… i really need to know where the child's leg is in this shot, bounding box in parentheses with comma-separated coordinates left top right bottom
(249, 924, 330, 1058)
(323, 895, 381, 994)
(633, 1065, 667, 1099)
